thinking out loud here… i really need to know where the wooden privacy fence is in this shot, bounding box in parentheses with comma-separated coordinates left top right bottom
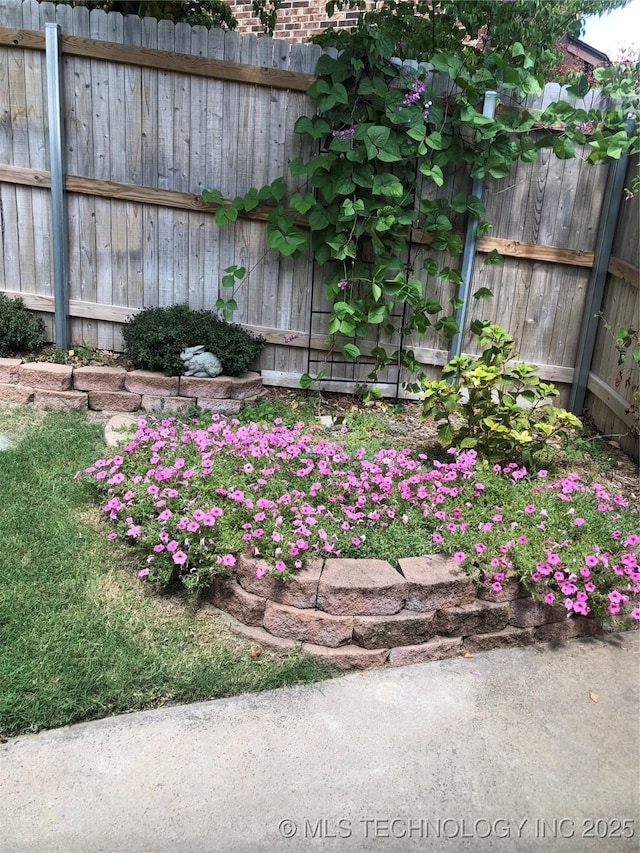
(0, 0, 638, 458)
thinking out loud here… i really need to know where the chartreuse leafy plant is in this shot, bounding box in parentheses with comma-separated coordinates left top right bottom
(202, 8, 637, 392)
(82, 410, 639, 625)
(417, 323, 583, 465)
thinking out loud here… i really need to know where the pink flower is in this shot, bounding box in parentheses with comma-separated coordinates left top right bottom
(573, 517, 585, 526)
(543, 592, 555, 604)
(255, 565, 266, 579)
(453, 551, 466, 564)
(172, 550, 188, 566)
(138, 568, 150, 578)
(625, 534, 639, 547)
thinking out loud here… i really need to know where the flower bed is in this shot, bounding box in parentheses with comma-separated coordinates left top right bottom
(79, 413, 639, 669)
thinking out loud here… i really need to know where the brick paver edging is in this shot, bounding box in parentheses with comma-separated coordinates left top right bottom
(0, 359, 262, 415)
(207, 554, 604, 670)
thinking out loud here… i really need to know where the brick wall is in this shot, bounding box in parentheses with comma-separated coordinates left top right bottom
(229, 0, 378, 42)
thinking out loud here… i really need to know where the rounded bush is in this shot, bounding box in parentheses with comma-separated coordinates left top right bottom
(0, 295, 46, 356)
(121, 304, 265, 377)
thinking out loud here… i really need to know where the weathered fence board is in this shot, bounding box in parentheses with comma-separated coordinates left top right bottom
(587, 155, 640, 459)
(0, 2, 637, 459)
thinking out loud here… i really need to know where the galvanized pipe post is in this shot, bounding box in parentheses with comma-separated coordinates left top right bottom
(45, 22, 69, 351)
(448, 90, 498, 362)
(568, 116, 636, 416)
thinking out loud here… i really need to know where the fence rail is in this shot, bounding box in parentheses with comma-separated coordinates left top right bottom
(0, 0, 638, 458)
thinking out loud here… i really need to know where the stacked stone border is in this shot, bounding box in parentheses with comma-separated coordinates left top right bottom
(0, 359, 263, 415)
(209, 554, 604, 670)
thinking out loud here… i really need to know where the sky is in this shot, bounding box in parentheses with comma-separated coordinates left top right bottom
(581, 0, 640, 58)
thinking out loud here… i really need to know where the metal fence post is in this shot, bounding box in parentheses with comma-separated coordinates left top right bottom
(45, 22, 69, 351)
(568, 116, 635, 416)
(448, 90, 498, 362)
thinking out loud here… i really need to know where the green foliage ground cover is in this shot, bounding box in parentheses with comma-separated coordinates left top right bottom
(0, 408, 332, 737)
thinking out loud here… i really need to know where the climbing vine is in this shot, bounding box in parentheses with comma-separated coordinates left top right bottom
(202, 12, 638, 395)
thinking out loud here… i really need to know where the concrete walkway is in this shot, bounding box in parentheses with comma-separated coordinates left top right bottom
(1, 633, 638, 853)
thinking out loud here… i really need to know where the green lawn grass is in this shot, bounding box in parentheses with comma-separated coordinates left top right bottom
(0, 407, 334, 737)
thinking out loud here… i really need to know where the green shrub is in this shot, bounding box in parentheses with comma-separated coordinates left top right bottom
(0, 294, 46, 356)
(419, 322, 583, 465)
(121, 304, 265, 376)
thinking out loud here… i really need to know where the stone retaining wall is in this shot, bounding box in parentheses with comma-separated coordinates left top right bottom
(0, 359, 262, 414)
(209, 554, 603, 670)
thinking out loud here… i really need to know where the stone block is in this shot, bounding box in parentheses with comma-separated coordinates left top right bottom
(227, 622, 302, 654)
(301, 643, 389, 671)
(399, 555, 476, 612)
(124, 370, 179, 396)
(19, 362, 72, 391)
(0, 383, 34, 404)
(88, 391, 142, 412)
(235, 554, 322, 608)
(33, 389, 88, 411)
(535, 618, 603, 642)
(509, 597, 567, 628)
(198, 398, 242, 416)
(73, 366, 127, 392)
(208, 578, 266, 627)
(141, 395, 193, 414)
(179, 376, 232, 399)
(388, 636, 462, 667)
(476, 570, 528, 603)
(0, 358, 22, 383)
(263, 601, 353, 648)
(463, 626, 536, 653)
(227, 372, 263, 400)
(437, 601, 509, 636)
(317, 559, 407, 616)
(352, 610, 438, 649)
(104, 415, 139, 448)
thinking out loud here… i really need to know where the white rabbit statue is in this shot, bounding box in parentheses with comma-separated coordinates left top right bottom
(180, 345, 223, 378)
